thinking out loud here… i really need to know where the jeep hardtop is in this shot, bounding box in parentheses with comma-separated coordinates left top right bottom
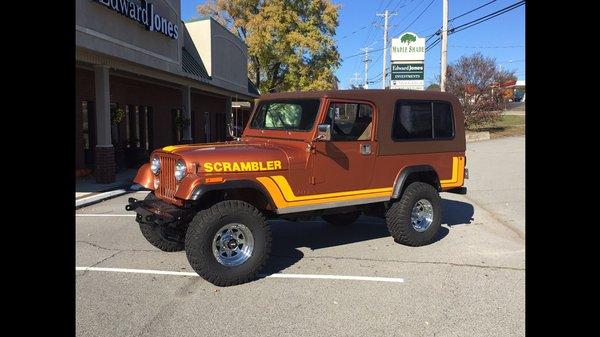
(126, 89, 467, 286)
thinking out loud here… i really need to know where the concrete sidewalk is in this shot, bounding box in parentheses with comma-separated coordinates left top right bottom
(76, 169, 138, 208)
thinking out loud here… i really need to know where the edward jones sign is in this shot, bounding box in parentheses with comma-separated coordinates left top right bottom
(92, 0, 179, 39)
(391, 63, 424, 80)
(391, 32, 425, 61)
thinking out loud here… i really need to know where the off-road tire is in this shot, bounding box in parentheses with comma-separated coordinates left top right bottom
(138, 193, 185, 252)
(322, 211, 361, 226)
(385, 182, 442, 247)
(185, 200, 272, 286)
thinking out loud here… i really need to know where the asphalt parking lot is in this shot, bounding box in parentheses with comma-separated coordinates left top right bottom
(76, 136, 525, 337)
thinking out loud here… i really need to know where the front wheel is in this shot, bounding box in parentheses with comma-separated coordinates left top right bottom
(185, 200, 271, 286)
(385, 182, 442, 246)
(138, 193, 185, 252)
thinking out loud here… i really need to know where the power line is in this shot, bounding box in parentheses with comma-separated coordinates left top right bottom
(424, 0, 515, 44)
(347, 0, 387, 88)
(425, 1, 525, 52)
(387, 0, 427, 35)
(449, 1, 525, 33)
(449, 0, 499, 23)
(395, 0, 437, 36)
(449, 45, 524, 48)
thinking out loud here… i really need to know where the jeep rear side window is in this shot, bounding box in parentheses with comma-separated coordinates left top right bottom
(325, 102, 373, 141)
(250, 99, 320, 132)
(392, 101, 454, 140)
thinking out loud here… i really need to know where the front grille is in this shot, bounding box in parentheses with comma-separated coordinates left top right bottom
(156, 155, 178, 203)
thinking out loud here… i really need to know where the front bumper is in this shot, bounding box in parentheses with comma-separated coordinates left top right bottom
(125, 197, 189, 225)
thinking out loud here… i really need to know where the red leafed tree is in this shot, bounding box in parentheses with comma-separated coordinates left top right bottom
(444, 53, 517, 127)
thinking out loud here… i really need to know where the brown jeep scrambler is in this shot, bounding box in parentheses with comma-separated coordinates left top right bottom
(126, 89, 467, 286)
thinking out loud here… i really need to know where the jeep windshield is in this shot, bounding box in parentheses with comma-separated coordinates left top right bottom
(250, 99, 321, 132)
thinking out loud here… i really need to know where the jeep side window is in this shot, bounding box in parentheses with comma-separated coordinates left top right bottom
(325, 102, 373, 141)
(392, 101, 454, 140)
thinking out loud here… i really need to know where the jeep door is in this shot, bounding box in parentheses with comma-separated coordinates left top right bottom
(311, 99, 377, 193)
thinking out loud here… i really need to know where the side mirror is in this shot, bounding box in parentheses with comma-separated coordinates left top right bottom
(227, 124, 242, 141)
(316, 124, 331, 141)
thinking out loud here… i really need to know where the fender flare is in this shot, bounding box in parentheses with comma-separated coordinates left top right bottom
(190, 179, 276, 209)
(391, 165, 440, 199)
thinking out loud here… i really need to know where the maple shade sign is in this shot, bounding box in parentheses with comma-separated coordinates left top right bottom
(390, 32, 425, 90)
(391, 32, 425, 62)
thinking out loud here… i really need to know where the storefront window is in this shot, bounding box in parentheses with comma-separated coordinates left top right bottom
(82, 101, 89, 150)
(172, 108, 182, 143)
(128, 105, 140, 148)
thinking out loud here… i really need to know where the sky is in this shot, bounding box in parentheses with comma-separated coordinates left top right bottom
(180, 0, 525, 90)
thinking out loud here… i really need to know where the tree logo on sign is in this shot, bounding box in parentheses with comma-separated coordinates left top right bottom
(400, 33, 417, 44)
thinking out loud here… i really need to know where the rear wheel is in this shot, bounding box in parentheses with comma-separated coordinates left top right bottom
(185, 200, 271, 286)
(385, 182, 442, 246)
(322, 211, 361, 226)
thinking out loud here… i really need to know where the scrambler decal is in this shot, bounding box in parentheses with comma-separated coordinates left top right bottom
(203, 161, 282, 173)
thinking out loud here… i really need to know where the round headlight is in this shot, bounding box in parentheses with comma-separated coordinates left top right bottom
(150, 156, 160, 175)
(175, 159, 187, 181)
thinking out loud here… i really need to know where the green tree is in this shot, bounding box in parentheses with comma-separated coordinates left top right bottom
(198, 0, 341, 93)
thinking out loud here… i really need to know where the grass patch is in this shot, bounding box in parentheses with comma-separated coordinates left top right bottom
(467, 115, 525, 139)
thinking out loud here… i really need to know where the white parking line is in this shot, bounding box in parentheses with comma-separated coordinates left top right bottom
(76, 214, 136, 217)
(76, 266, 405, 283)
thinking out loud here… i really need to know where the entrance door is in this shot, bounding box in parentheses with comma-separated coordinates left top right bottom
(312, 100, 377, 193)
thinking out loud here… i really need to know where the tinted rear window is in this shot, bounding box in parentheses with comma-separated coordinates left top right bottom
(392, 101, 454, 140)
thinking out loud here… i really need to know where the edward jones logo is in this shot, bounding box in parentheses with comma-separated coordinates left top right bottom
(392, 64, 424, 72)
(93, 0, 179, 39)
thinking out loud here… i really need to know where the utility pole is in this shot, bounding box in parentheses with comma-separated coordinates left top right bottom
(377, 10, 397, 89)
(350, 72, 362, 88)
(361, 46, 372, 89)
(440, 0, 448, 91)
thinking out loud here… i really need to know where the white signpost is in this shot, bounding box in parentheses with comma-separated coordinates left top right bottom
(390, 32, 425, 90)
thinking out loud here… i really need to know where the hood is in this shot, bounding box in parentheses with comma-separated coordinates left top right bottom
(155, 141, 295, 173)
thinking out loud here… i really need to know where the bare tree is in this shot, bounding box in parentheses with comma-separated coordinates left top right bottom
(444, 53, 516, 127)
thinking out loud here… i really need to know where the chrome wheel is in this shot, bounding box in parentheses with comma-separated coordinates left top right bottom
(411, 199, 434, 232)
(212, 223, 254, 266)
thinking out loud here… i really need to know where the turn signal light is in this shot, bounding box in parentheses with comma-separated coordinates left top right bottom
(205, 177, 224, 184)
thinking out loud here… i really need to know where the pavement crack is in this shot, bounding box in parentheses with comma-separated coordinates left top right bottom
(77, 240, 117, 251)
(76, 240, 160, 253)
(270, 253, 524, 271)
(80, 250, 123, 277)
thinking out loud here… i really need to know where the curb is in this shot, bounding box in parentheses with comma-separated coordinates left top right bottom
(75, 188, 131, 209)
(466, 131, 490, 142)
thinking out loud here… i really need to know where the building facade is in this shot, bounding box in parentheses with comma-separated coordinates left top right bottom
(76, 0, 258, 183)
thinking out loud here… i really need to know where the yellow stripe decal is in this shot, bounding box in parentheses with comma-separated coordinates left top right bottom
(440, 156, 465, 188)
(259, 156, 464, 209)
(162, 145, 187, 153)
(256, 176, 392, 209)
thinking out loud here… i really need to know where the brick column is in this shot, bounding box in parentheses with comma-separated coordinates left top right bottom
(93, 65, 115, 183)
(94, 146, 116, 183)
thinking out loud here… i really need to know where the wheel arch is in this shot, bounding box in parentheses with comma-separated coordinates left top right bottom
(391, 165, 441, 199)
(190, 180, 276, 212)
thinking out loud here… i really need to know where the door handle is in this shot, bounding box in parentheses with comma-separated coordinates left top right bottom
(360, 143, 372, 155)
